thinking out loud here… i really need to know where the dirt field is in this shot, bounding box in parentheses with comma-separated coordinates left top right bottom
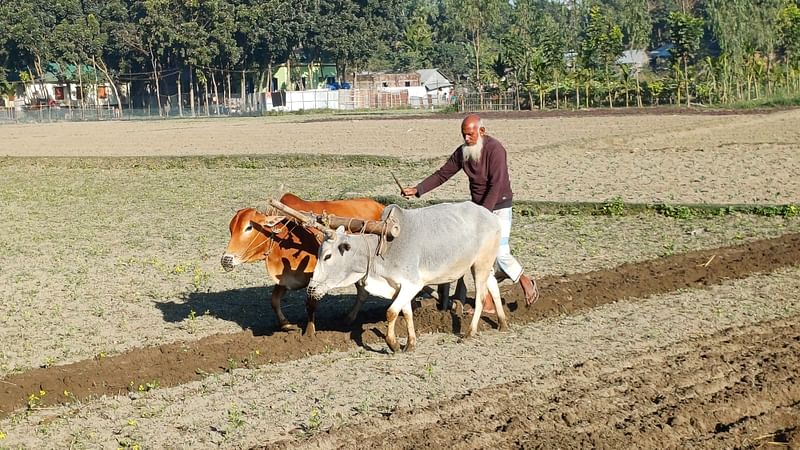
(0, 108, 799, 449)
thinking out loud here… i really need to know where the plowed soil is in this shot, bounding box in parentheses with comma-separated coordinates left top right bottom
(268, 316, 800, 450)
(2, 234, 799, 449)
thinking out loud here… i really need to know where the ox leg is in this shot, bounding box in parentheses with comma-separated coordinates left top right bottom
(465, 267, 492, 339)
(304, 295, 317, 336)
(454, 277, 467, 303)
(401, 302, 416, 352)
(487, 275, 508, 332)
(271, 285, 297, 332)
(345, 282, 368, 324)
(385, 286, 418, 353)
(437, 283, 451, 311)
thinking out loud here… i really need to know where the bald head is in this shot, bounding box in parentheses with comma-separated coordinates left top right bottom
(461, 114, 482, 129)
(460, 114, 486, 162)
(461, 114, 485, 145)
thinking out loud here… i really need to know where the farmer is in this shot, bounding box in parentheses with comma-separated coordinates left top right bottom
(401, 114, 539, 314)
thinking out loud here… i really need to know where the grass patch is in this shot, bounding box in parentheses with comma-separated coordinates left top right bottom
(724, 92, 800, 109)
(0, 154, 441, 171)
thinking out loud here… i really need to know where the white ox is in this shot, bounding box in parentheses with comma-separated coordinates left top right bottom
(307, 201, 507, 352)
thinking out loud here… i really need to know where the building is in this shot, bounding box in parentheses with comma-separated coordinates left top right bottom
(416, 68, 453, 101)
(270, 62, 338, 91)
(14, 63, 125, 109)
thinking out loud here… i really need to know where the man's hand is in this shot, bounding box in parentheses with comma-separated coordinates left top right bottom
(401, 187, 417, 199)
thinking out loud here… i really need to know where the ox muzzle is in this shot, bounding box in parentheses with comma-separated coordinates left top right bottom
(220, 253, 239, 272)
(306, 280, 327, 301)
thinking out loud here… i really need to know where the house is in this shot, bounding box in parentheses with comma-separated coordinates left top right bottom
(415, 68, 452, 100)
(617, 50, 650, 74)
(353, 71, 421, 90)
(270, 62, 338, 91)
(13, 63, 125, 109)
(617, 50, 649, 67)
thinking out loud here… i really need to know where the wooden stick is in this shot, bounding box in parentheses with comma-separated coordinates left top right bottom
(390, 171, 404, 192)
(703, 255, 716, 267)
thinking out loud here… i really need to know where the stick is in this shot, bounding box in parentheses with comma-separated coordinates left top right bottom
(390, 171, 404, 192)
(703, 255, 716, 267)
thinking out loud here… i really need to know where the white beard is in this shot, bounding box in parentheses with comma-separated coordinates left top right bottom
(461, 137, 484, 162)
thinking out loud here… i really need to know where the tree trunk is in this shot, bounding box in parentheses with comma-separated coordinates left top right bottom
(241, 70, 246, 112)
(212, 71, 220, 115)
(636, 72, 642, 107)
(227, 71, 232, 113)
(189, 66, 195, 117)
(287, 59, 292, 90)
(555, 71, 559, 109)
(684, 57, 690, 107)
(474, 32, 483, 109)
(94, 57, 123, 118)
(585, 83, 589, 108)
(204, 71, 211, 117)
(177, 69, 183, 117)
(77, 64, 84, 118)
(150, 48, 162, 117)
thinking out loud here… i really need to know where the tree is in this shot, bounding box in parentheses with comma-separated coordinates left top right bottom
(444, 0, 505, 104)
(397, 15, 434, 70)
(611, 0, 651, 106)
(502, 0, 564, 110)
(580, 5, 624, 107)
(667, 10, 703, 106)
(779, 1, 800, 68)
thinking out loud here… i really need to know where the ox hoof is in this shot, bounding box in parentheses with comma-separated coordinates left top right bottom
(498, 321, 510, 332)
(304, 323, 316, 336)
(403, 341, 416, 353)
(386, 339, 401, 354)
(278, 323, 300, 333)
(459, 331, 477, 343)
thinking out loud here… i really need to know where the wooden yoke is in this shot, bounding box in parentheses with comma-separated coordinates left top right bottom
(268, 199, 400, 239)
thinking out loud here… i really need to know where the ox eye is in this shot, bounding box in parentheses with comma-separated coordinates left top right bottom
(245, 225, 253, 232)
(323, 254, 331, 261)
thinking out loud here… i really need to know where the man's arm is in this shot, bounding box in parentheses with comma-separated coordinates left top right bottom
(403, 149, 462, 198)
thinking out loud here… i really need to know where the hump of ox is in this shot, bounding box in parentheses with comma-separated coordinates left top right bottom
(308, 201, 506, 352)
(220, 192, 385, 335)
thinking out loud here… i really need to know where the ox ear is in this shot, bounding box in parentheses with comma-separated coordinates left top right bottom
(337, 242, 351, 255)
(262, 216, 285, 227)
(335, 225, 346, 235)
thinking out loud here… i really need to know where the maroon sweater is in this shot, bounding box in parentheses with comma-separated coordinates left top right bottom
(416, 135, 513, 211)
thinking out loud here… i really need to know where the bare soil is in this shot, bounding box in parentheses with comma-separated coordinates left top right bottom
(0, 108, 799, 449)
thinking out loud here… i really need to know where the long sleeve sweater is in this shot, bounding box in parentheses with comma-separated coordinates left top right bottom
(415, 135, 513, 211)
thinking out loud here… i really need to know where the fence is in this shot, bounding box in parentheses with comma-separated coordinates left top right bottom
(1, 87, 462, 124)
(451, 92, 517, 112)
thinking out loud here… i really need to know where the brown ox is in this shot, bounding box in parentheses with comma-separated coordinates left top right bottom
(221, 193, 384, 334)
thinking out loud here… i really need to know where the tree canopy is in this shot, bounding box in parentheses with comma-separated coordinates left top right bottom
(1, 0, 799, 109)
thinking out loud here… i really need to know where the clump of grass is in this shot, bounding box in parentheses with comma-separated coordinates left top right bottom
(599, 197, 626, 216)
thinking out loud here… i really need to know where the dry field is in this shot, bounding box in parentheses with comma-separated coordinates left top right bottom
(0, 108, 799, 449)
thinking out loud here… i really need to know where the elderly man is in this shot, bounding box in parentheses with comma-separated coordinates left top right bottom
(401, 114, 539, 313)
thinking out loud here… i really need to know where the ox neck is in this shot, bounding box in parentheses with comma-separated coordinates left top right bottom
(352, 234, 379, 284)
